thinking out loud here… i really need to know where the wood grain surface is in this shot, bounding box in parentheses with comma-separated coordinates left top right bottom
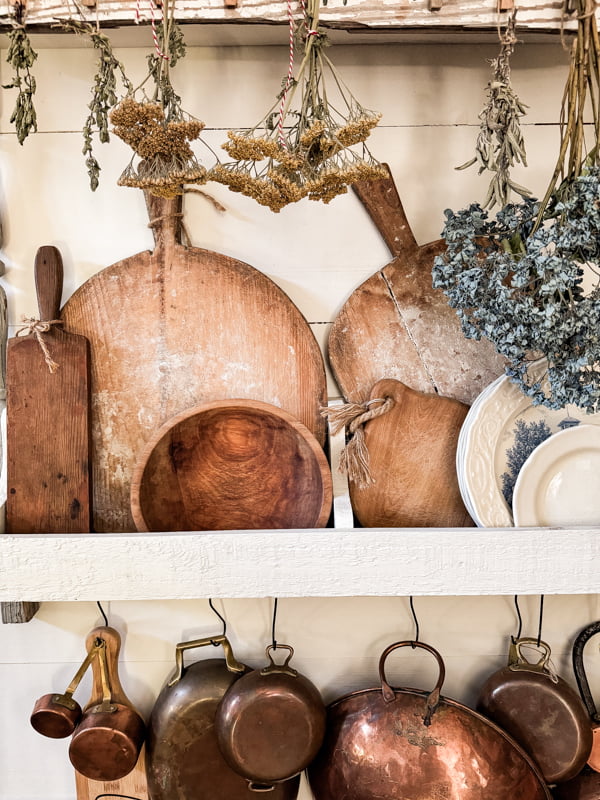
(130, 399, 332, 532)
(6, 246, 91, 534)
(349, 378, 473, 527)
(62, 194, 327, 533)
(328, 165, 505, 406)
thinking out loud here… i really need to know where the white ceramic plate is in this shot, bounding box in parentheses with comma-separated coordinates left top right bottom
(459, 359, 600, 527)
(513, 425, 600, 527)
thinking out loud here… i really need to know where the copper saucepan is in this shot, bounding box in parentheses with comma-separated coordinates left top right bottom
(477, 637, 593, 784)
(215, 644, 326, 789)
(69, 626, 146, 781)
(30, 641, 101, 739)
(308, 640, 551, 800)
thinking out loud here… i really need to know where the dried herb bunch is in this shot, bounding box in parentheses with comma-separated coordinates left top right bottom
(3, 1, 37, 145)
(111, 1, 208, 198)
(433, 0, 600, 412)
(57, 18, 133, 191)
(211, 0, 386, 212)
(457, 11, 530, 209)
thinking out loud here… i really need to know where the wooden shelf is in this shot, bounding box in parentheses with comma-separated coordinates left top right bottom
(1, 527, 599, 601)
(0, 0, 588, 47)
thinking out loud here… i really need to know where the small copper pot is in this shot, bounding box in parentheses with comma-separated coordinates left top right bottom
(215, 644, 326, 788)
(69, 626, 146, 781)
(30, 642, 100, 739)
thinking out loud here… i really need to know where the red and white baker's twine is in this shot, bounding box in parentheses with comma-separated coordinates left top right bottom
(135, 0, 170, 61)
(277, 0, 296, 149)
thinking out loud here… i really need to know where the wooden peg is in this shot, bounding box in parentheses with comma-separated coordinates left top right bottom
(224, 0, 238, 7)
(429, 0, 443, 10)
(498, 0, 514, 11)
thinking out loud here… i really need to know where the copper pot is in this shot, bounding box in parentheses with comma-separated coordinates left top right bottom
(30, 642, 100, 739)
(553, 769, 600, 800)
(215, 644, 326, 788)
(307, 640, 551, 800)
(146, 634, 300, 800)
(69, 626, 146, 781)
(477, 637, 593, 784)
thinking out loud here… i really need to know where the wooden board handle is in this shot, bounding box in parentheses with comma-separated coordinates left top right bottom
(351, 163, 418, 256)
(84, 626, 135, 710)
(144, 191, 184, 252)
(35, 246, 63, 321)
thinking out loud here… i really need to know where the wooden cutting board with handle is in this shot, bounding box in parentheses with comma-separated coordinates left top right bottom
(328, 164, 504, 406)
(348, 378, 472, 527)
(74, 626, 148, 800)
(6, 245, 91, 534)
(62, 193, 327, 532)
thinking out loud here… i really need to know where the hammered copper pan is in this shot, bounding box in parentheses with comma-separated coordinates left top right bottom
(146, 635, 300, 800)
(477, 637, 592, 784)
(307, 640, 551, 800)
(215, 644, 326, 788)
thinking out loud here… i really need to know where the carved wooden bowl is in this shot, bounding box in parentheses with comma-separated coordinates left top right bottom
(130, 399, 332, 532)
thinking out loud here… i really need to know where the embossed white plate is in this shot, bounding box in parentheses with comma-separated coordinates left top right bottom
(513, 425, 600, 527)
(458, 360, 599, 528)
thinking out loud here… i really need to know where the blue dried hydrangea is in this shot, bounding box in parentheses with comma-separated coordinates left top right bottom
(432, 167, 600, 411)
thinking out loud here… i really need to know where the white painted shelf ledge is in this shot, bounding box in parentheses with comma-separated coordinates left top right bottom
(1, 527, 599, 601)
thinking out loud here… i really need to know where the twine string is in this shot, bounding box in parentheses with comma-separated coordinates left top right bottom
(134, 0, 170, 60)
(15, 316, 62, 373)
(277, 0, 297, 149)
(323, 396, 395, 488)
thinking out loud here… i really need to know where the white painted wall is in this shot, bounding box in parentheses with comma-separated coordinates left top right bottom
(1, 35, 599, 800)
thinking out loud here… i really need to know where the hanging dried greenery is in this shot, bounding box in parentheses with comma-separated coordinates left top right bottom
(211, 0, 386, 212)
(56, 17, 133, 191)
(3, 1, 38, 146)
(433, 0, 600, 412)
(457, 11, 530, 209)
(111, 1, 209, 198)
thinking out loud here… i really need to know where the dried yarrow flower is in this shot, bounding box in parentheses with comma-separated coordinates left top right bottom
(210, 0, 384, 212)
(110, 0, 210, 198)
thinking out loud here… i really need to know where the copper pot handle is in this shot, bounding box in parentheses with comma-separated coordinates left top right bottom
(378, 640, 445, 726)
(573, 621, 600, 724)
(260, 644, 298, 677)
(169, 634, 246, 686)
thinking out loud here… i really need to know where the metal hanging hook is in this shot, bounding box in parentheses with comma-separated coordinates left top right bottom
(96, 601, 108, 627)
(271, 597, 279, 650)
(208, 598, 227, 641)
(512, 594, 523, 642)
(409, 596, 420, 647)
(537, 595, 545, 648)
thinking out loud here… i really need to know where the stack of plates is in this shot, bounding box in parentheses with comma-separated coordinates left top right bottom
(457, 360, 600, 527)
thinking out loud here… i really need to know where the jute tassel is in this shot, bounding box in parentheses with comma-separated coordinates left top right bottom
(322, 396, 394, 488)
(15, 316, 62, 373)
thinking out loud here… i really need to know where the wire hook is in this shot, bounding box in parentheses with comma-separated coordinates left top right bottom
(409, 596, 420, 647)
(208, 598, 226, 639)
(271, 598, 279, 650)
(537, 595, 545, 647)
(96, 601, 108, 627)
(512, 594, 523, 642)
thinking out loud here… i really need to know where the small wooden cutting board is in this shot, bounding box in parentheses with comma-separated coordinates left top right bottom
(6, 246, 91, 533)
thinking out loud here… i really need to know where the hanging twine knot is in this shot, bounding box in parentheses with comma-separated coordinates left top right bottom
(15, 316, 63, 373)
(322, 395, 394, 488)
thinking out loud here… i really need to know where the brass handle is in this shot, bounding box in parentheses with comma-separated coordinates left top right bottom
(378, 640, 445, 726)
(169, 634, 246, 686)
(508, 637, 552, 673)
(260, 644, 298, 677)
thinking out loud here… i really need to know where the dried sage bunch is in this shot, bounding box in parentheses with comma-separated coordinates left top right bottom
(57, 18, 133, 190)
(111, 3, 208, 198)
(457, 11, 530, 208)
(211, 0, 386, 212)
(3, 1, 38, 145)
